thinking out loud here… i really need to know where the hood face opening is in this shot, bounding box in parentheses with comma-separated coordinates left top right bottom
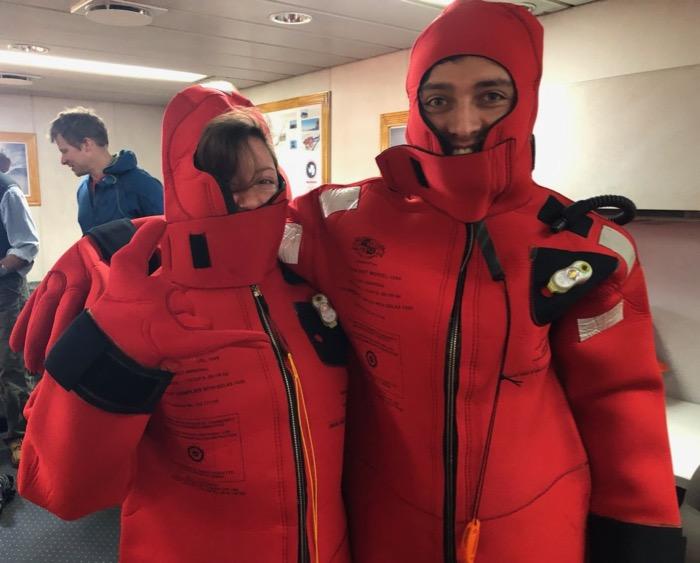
(417, 53, 519, 157)
(405, 0, 543, 162)
(162, 85, 285, 222)
(375, 1, 544, 223)
(190, 119, 286, 216)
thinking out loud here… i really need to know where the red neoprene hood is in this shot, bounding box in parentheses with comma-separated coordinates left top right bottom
(406, 0, 543, 158)
(161, 85, 282, 222)
(376, 0, 544, 222)
(158, 85, 289, 288)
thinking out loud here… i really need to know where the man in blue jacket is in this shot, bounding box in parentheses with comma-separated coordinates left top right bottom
(50, 107, 163, 234)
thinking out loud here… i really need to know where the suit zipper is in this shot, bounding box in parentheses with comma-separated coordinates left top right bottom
(251, 284, 310, 563)
(443, 223, 475, 563)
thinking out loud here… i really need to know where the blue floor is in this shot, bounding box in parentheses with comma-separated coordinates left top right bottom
(0, 445, 120, 563)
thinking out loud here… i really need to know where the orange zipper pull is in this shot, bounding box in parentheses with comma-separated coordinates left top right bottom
(461, 518, 481, 563)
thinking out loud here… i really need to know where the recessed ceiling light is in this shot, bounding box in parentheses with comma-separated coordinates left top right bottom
(70, 1, 168, 27)
(0, 50, 205, 82)
(7, 43, 50, 55)
(0, 72, 41, 86)
(269, 12, 312, 25)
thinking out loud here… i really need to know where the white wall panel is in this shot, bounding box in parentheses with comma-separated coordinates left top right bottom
(111, 103, 164, 186)
(627, 219, 700, 404)
(541, 0, 700, 84)
(534, 65, 700, 210)
(329, 51, 409, 183)
(241, 69, 331, 106)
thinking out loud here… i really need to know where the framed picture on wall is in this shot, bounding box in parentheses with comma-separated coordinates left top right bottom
(0, 132, 41, 206)
(380, 110, 408, 151)
(257, 92, 330, 198)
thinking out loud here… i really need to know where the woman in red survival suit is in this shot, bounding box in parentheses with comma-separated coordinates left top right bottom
(16, 86, 350, 563)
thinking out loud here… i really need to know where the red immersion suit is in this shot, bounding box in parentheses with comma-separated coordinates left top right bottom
(282, 1, 683, 561)
(18, 86, 350, 563)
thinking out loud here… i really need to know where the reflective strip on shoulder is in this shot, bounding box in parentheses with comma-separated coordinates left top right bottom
(577, 301, 624, 342)
(279, 222, 302, 265)
(319, 186, 360, 218)
(599, 226, 636, 275)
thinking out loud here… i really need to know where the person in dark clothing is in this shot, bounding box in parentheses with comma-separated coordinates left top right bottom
(49, 107, 164, 234)
(0, 163, 39, 467)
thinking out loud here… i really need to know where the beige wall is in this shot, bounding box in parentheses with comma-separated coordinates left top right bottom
(534, 0, 700, 209)
(0, 93, 164, 281)
(243, 0, 700, 208)
(627, 219, 700, 404)
(540, 0, 700, 84)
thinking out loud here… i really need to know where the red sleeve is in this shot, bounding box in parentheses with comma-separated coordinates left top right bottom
(551, 257, 680, 528)
(19, 374, 148, 520)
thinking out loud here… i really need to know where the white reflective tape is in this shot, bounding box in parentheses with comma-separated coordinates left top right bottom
(577, 301, 624, 342)
(319, 186, 360, 218)
(279, 222, 302, 265)
(599, 226, 636, 275)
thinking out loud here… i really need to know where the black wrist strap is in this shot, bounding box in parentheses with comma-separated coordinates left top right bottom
(86, 219, 136, 264)
(587, 513, 686, 563)
(45, 311, 173, 414)
(86, 218, 162, 273)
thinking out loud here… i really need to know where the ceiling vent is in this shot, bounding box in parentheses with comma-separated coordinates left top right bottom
(0, 72, 40, 86)
(70, 1, 167, 27)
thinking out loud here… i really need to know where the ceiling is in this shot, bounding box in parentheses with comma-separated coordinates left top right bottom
(0, 0, 598, 105)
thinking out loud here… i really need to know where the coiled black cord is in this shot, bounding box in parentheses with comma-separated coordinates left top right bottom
(551, 195, 637, 233)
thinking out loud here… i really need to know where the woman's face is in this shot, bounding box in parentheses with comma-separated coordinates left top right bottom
(229, 136, 280, 210)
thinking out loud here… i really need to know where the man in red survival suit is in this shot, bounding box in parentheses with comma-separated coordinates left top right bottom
(278, 1, 685, 562)
(12, 86, 350, 563)
(11, 3, 685, 563)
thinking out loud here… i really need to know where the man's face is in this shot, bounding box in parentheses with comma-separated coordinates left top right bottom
(419, 56, 515, 155)
(55, 134, 91, 176)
